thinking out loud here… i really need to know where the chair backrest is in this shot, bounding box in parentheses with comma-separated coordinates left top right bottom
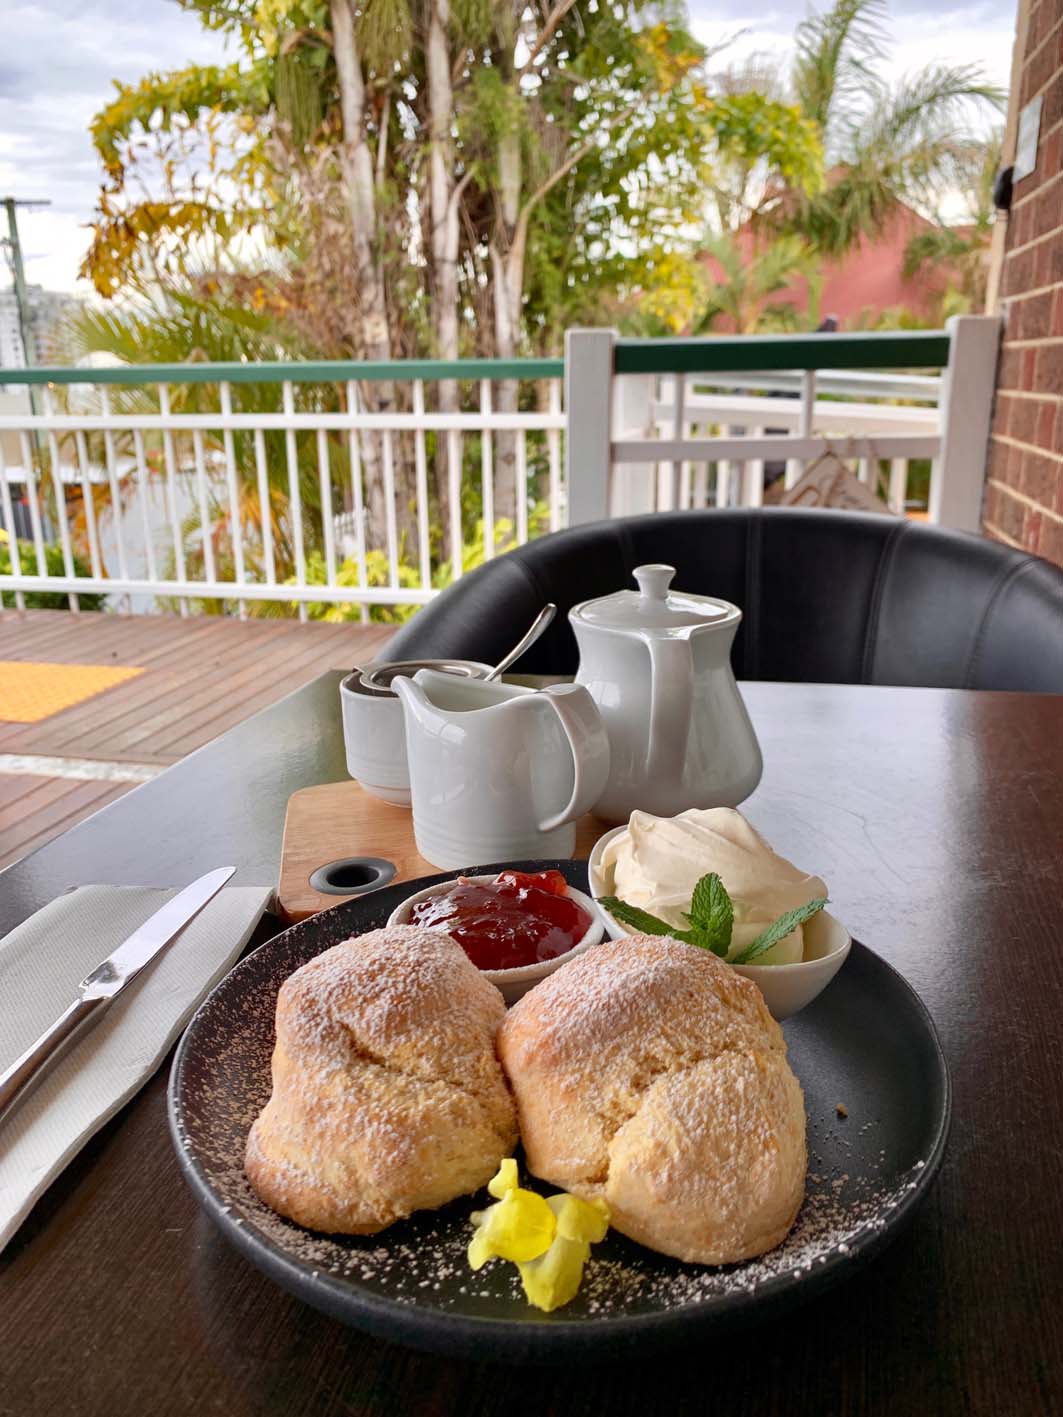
(384, 509, 1063, 692)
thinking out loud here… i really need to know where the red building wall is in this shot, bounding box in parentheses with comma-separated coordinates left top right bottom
(707, 206, 951, 330)
(985, 0, 1063, 566)
(786, 208, 951, 327)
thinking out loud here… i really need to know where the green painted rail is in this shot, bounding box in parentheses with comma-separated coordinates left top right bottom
(0, 331, 951, 387)
(613, 331, 951, 374)
(0, 357, 565, 387)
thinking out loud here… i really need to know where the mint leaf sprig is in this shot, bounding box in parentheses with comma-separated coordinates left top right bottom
(598, 871, 731, 957)
(688, 872, 733, 957)
(730, 897, 827, 963)
(598, 873, 827, 967)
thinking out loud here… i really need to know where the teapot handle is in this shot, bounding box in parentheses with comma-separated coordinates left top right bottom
(642, 635, 693, 783)
(537, 684, 611, 831)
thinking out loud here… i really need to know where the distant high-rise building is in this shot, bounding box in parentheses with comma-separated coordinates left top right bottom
(0, 284, 81, 368)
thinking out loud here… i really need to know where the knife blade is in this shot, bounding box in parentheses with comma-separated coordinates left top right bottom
(0, 866, 236, 1130)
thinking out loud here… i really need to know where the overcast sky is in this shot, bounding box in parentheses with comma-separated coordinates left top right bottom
(0, 0, 1018, 297)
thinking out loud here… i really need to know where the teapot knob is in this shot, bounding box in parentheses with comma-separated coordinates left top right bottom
(633, 564, 676, 602)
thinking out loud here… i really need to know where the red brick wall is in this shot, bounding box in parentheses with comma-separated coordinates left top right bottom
(986, 0, 1063, 566)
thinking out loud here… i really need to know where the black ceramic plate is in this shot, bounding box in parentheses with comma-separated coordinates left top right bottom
(168, 860, 950, 1362)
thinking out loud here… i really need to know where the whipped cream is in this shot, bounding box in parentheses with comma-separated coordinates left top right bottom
(601, 808, 827, 965)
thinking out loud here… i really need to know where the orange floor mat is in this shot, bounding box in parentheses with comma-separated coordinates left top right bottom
(0, 662, 144, 723)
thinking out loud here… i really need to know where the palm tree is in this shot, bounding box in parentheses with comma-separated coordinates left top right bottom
(902, 131, 1003, 315)
(695, 232, 814, 334)
(782, 0, 1004, 255)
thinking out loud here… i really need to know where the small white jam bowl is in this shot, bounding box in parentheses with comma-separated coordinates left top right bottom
(386, 873, 605, 1004)
(588, 824, 851, 1022)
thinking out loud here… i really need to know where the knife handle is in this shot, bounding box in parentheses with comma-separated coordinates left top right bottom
(0, 996, 107, 1131)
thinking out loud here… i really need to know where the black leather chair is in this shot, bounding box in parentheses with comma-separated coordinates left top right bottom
(383, 509, 1063, 691)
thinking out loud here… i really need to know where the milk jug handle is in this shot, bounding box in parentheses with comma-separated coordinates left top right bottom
(642, 634, 693, 782)
(536, 684, 611, 832)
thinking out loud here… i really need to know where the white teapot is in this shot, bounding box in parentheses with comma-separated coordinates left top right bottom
(570, 564, 762, 823)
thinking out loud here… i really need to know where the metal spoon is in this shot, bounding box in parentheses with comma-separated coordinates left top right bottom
(485, 603, 557, 681)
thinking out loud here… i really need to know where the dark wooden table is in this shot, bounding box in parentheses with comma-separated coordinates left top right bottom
(2, 674, 1062, 1416)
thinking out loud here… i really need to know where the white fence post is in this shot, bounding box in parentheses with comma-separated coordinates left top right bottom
(565, 327, 615, 525)
(931, 314, 1002, 531)
(611, 369, 656, 517)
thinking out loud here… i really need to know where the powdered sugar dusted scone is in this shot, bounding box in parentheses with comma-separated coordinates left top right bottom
(246, 925, 517, 1234)
(497, 934, 806, 1264)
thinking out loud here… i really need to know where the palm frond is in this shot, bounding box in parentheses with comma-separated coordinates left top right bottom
(792, 0, 887, 139)
(902, 227, 968, 280)
(697, 230, 813, 333)
(356, 0, 412, 72)
(858, 65, 1005, 159)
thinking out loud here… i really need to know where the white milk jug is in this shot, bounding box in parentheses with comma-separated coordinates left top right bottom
(393, 670, 610, 869)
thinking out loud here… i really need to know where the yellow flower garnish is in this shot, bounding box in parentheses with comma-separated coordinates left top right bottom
(468, 1187, 556, 1267)
(517, 1194, 610, 1312)
(467, 1161, 610, 1312)
(487, 1157, 519, 1199)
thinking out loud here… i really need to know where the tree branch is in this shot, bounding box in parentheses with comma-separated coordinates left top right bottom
(518, 134, 596, 226)
(375, 91, 391, 191)
(520, 0, 578, 75)
(517, 98, 643, 228)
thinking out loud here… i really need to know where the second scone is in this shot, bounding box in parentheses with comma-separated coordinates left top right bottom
(497, 933, 806, 1265)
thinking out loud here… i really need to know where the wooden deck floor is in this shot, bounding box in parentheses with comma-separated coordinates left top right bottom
(0, 610, 392, 870)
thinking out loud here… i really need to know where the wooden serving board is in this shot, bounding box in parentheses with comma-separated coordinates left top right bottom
(278, 779, 606, 922)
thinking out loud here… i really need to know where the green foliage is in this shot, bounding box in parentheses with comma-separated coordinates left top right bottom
(515, 9, 825, 348)
(65, 0, 1003, 581)
(356, 0, 412, 71)
(83, 60, 272, 297)
(81, 0, 834, 354)
(63, 287, 297, 371)
(290, 548, 424, 624)
(710, 92, 824, 198)
(0, 540, 107, 612)
(783, 0, 1004, 259)
(691, 231, 813, 334)
(793, 0, 887, 140)
(89, 62, 269, 178)
(671, 0, 999, 336)
(275, 48, 324, 146)
(902, 130, 1003, 316)
(448, 0, 493, 49)
(278, 507, 552, 623)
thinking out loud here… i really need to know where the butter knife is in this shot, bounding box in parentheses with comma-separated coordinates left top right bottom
(0, 866, 236, 1130)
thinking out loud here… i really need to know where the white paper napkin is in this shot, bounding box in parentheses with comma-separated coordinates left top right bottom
(0, 882, 271, 1252)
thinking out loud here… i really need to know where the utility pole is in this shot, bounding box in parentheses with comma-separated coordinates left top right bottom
(2, 197, 52, 540)
(2, 196, 51, 369)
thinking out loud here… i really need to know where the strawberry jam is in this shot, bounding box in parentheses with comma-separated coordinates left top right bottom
(409, 870, 591, 971)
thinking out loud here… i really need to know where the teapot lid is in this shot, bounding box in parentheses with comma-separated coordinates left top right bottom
(570, 564, 740, 633)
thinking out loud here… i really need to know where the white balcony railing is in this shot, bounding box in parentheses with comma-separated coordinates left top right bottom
(564, 317, 999, 530)
(0, 320, 1000, 617)
(0, 359, 564, 619)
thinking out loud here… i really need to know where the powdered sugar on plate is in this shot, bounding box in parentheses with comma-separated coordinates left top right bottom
(195, 1123, 926, 1316)
(170, 880, 948, 1330)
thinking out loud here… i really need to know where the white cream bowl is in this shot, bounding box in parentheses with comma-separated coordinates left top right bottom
(588, 824, 851, 1021)
(386, 873, 604, 1004)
